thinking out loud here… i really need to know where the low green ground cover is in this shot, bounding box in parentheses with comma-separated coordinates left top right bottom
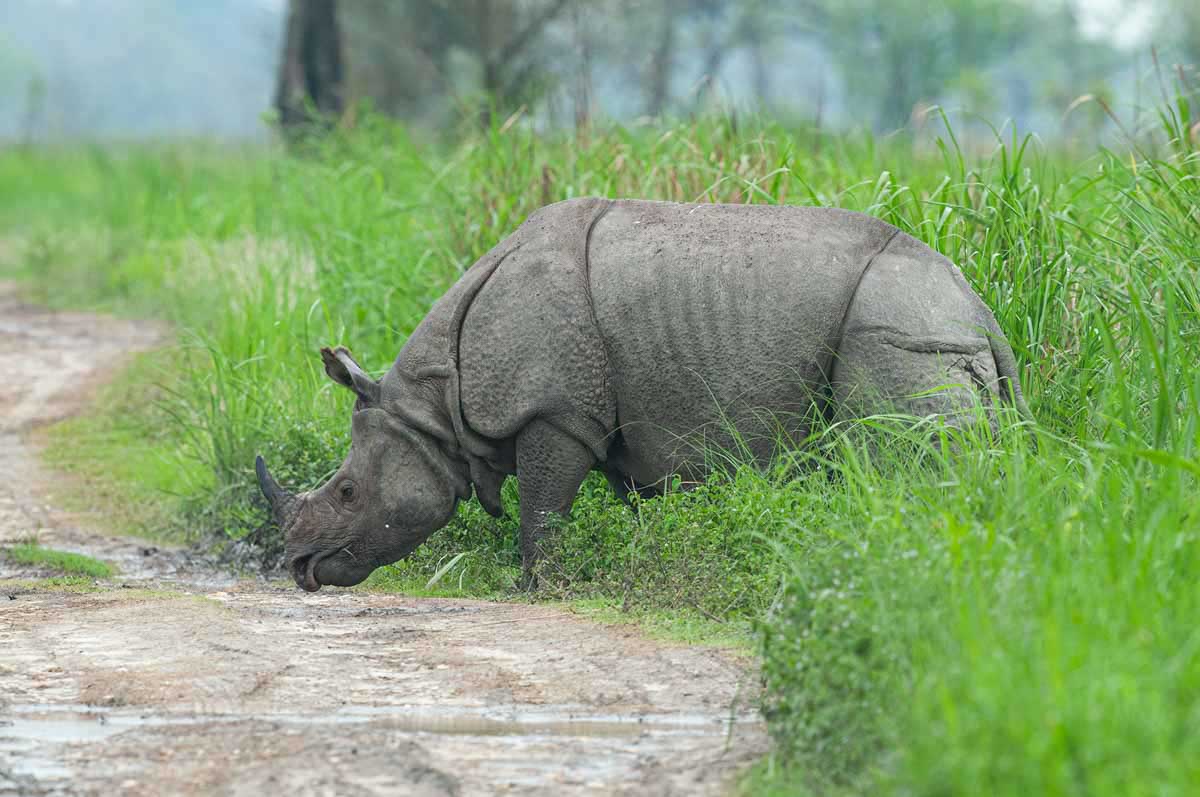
(0, 576, 107, 594)
(1, 98, 1197, 794)
(5, 542, 115, 578)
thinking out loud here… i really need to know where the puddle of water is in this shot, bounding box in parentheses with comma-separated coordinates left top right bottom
(326, 704, 740, 738)
(0, 714, 122, 782)
(1, 702, 763, 787)
(219, 600, 486, 621)
(4, 701, 760, 741)
(0, 716, 123, 744)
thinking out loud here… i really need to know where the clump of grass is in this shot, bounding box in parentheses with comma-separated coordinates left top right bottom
(6, 543, 115, 578)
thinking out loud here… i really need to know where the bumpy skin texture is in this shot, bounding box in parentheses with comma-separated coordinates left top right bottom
(265, 198, 1029, 590)
(587, 201, 897, 481)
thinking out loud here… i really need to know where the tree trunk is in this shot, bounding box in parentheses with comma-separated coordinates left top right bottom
(274, 0, 345, 137)
(645, 5, 676, 116)
(572, 3, 593, 131)
(694, 42, 727, 112)
(747, 27, 769, 107)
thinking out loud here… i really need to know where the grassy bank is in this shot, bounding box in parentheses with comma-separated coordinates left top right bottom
(2, 99, 1198, 794)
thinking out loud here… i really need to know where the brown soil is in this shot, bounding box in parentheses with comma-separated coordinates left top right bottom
(0, 284, 767, 796)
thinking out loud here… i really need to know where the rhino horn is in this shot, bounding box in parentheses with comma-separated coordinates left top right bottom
(255, 455, 298, 522)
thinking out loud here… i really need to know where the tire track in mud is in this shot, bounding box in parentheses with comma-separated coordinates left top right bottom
(0, 284, 767, 796)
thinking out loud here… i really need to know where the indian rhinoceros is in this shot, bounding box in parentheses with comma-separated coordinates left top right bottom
(256, 198, 1029, 591)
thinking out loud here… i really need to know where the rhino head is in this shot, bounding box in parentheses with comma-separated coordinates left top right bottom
(255, 347, 466, 592)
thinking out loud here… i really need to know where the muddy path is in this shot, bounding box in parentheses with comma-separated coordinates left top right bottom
(0, 284, 767, 796)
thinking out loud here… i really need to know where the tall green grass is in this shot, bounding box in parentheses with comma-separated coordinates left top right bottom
(1, 97, 1196, 794)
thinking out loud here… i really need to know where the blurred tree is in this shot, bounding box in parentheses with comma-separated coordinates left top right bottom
(1157, 0, 1200, 71)
(274, 0, 345, 135)
(638, 0, 783, 115)
(474, 0, 572, 119)
(0, 0, 1143, 140)
(327, 0, 1133, 136)
(792, 0, 1032, 129)
(569, 2, 595, 128)
(341, 1, 572, 126)
(1029, 1, 1122, 142)
(741, 0, 774, 105)
(21, 74, 46, 145)
(276, 0, 1138, 137)
(645, 1, 681, 116)
(339, 3, 457, 124)
(718, 0, 784, 109)
(690, 0, 734, 108)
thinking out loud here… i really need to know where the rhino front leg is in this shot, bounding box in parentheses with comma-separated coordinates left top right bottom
(515, 419, 596, 585)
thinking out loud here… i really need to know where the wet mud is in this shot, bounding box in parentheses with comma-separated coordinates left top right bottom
(0, 284, 767, 796)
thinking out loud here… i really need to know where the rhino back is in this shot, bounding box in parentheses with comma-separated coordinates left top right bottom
(588, 200, 898, 478)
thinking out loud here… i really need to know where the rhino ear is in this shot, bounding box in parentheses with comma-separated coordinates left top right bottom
(320, 346, 381, 407)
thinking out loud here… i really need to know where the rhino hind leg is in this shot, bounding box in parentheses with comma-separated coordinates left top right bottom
(829, 329, 1001, 434)
(829, 240, 1004, 436)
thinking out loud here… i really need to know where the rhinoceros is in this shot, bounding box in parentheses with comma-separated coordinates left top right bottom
(256, 198, 1028, 591)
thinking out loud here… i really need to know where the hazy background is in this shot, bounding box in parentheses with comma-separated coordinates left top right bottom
(1, 0, 1195, 142)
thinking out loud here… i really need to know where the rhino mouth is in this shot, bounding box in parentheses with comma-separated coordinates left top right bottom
(291, 548, 379, 592)
(291, 551, 323, 592)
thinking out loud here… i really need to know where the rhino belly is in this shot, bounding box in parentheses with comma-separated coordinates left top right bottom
(587, 200, 897, 482)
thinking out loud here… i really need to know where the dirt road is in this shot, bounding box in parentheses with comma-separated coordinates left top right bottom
(0, 285, 767, 796)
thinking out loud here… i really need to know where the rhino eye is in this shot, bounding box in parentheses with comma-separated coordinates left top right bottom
(340, 483, 355, 502)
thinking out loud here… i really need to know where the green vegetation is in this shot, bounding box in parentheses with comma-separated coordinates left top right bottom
(566, 598, 751, 649)
(0, 576, 105, 593)
(39, 349, 212, 540)
(2, 95, 1197, 794)
(5, 542, 115, 578)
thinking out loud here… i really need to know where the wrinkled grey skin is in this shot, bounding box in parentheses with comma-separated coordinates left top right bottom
(257, 198, 1030, 591)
